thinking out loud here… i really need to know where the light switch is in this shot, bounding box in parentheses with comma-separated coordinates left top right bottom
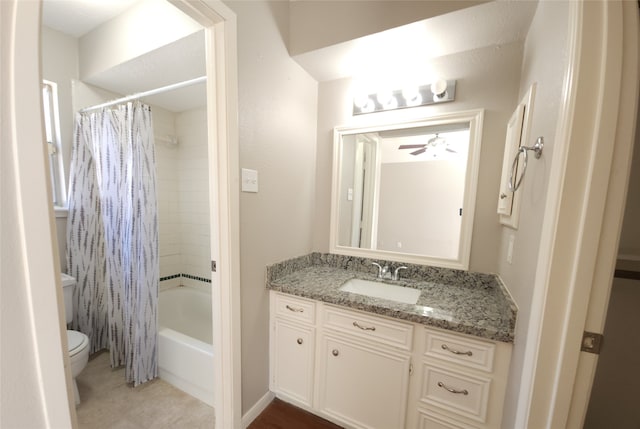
(347, 188, 353, 201)
(241, 168, 258, 193)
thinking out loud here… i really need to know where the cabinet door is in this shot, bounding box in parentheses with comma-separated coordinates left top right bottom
(318, 335, 410, 429)
(273, 319, 315, 406)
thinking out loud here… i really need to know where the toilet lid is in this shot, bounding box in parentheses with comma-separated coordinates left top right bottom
(67, 330, 88, 354)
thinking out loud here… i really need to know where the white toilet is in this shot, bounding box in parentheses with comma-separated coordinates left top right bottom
(61, 273, 90, 405)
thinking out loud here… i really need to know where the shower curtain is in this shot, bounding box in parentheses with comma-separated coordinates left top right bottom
(66, 101, 159, 386)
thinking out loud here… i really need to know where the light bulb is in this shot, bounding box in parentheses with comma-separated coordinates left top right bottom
(430, 79, 447, 98)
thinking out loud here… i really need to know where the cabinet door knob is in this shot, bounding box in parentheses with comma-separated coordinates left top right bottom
(297, 338, 303, 345)
(332, 349, 340, 357)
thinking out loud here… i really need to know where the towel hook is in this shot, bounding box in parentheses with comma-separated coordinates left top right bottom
(508, 137, 544, 192)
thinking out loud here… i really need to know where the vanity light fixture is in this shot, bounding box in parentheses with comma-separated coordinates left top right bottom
(353, 79, 456, 115)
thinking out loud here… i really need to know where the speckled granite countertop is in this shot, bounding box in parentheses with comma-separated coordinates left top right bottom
(266, 253, 517, 343)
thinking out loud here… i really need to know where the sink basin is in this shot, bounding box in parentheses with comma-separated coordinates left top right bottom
(339, 278, 421, 305)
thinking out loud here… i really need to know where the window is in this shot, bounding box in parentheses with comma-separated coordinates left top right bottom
(42, 80, 67, 209)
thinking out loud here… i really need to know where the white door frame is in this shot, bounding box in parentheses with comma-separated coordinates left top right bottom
(2, 1, 77, 427)
(4, 0, 241, 427)
(516, 1, 639, 427)
(171, 2, 242, 428)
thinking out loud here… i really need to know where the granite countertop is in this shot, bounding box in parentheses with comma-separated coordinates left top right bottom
(266, 253, 517, 343)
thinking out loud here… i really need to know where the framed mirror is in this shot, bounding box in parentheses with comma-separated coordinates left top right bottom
(329, 109, 484, 269)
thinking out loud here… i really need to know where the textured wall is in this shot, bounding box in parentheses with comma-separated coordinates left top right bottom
(497, 2, 570, 427)
(223, 0, 319, 414)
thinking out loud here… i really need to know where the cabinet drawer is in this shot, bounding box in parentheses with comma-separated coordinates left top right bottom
(417, 409, 480, 429)
(322, 305, 413, 350)
(274, 293, 315, 324)
(420, 364, 490, 423)
(424, 329, 495, 373)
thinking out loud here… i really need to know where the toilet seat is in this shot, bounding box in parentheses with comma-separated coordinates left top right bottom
(67, 330, 89, 357)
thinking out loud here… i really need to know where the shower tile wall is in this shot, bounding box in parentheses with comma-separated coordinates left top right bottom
(156, 107, 211, 291)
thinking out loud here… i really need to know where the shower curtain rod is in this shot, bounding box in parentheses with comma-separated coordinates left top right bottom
(79, 76, 207, 113)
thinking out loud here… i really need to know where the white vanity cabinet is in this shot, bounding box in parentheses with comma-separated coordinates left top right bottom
(269, 291, 512, 429)
(270, 293, 316, 407)
(317, 305, 413, 429)
(406, 328, 513, 429)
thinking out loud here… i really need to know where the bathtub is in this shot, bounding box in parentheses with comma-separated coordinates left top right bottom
(158, 286, 214, 406)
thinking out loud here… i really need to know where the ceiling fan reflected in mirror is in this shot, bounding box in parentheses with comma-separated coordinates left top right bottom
(398, 133, 457, 156)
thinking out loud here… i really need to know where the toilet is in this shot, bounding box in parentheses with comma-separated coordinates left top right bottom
(61, 273, 90, 405)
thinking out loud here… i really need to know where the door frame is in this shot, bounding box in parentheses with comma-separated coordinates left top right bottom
(4, 0, 241, 427)
(515, 1, 639, 427)
(171, 1, 242, 428)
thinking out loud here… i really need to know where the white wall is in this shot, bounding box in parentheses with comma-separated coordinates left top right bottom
(313, 41, 524, 274)
(288, 0, 488, 56)
(497, 2, 570, 427)
(223, 0, 319, 414)
(377, 161, 463, 258)
(79, 0, 201, 80)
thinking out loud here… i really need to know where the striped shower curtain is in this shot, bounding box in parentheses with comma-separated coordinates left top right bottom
(66, 101, 159, 386)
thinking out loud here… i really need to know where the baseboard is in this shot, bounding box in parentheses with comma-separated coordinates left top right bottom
(241, 390, 275, 428)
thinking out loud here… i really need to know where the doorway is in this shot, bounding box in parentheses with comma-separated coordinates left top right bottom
(582, 113, 640, 428)
(39, 0, 240, 427)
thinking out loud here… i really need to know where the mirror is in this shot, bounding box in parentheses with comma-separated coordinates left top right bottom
(330, 110, 484, 269)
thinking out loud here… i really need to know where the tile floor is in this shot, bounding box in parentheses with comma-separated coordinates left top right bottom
(75, 351, 215, 428)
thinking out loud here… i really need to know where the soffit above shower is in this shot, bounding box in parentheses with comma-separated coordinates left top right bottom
(292, 0, 538, 82)
(42, 0, 206, 113)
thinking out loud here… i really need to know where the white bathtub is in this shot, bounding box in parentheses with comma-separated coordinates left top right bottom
(158, 286, 214, 406)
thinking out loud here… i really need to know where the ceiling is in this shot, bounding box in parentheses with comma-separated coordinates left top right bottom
(42, 0, 140, 38)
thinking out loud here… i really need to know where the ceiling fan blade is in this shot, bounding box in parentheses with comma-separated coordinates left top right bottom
(410, 147, 427, 156)
(399, 144, 426, 149)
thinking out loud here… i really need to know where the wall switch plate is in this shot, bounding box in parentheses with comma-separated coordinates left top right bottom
(241, 168, 258, 193)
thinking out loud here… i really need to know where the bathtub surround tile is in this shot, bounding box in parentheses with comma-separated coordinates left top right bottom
(266, 253, 517, 343)
(160, 273, 212, 292)
(76, 352, 215, 429)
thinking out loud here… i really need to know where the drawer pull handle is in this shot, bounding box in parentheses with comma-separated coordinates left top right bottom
(442, 344, 473, 356)
(332, 349, 340, 357)
(437, 381, 469, 396)
(285, 305, 304, 313)
(297, 338, 303, 345)
(353, 321, 376, 331)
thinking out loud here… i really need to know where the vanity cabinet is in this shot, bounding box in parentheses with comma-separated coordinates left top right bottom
(317, 306, 412, 429)
(406, 328, 513, 429)
(270, 293, 316, 407)
(269, 291, 512, 429)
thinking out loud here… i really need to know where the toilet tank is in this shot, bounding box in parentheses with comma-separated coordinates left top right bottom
(60, 273, 76, 324)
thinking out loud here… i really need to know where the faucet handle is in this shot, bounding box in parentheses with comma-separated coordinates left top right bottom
(392, 266, 408, 281)
(371, 262, 383, 278)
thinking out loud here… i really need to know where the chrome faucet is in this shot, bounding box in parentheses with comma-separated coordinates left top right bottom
(392, 266, 408, 281)
(371, 262, 390, 279)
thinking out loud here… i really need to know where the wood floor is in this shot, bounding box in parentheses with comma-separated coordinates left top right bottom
(248, 398, 343, 429)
